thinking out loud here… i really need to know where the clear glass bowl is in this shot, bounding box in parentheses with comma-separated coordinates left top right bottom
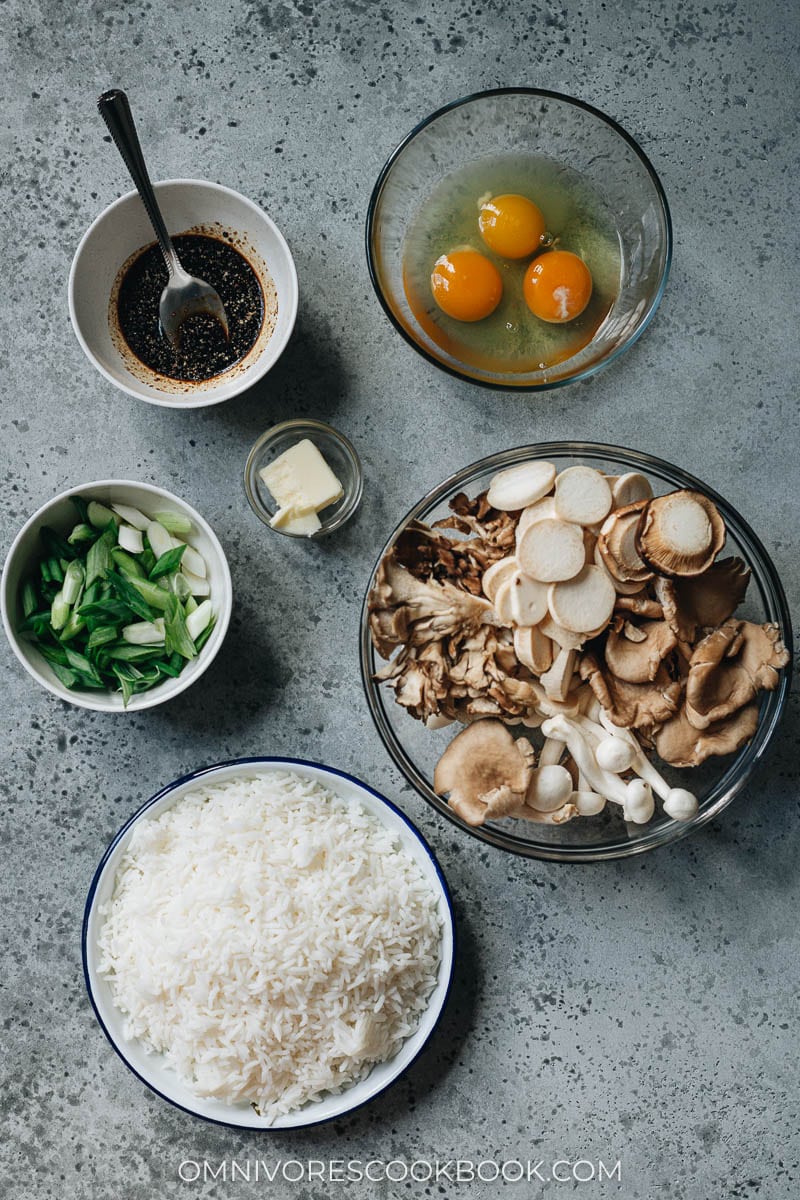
(366, 88, 672, 390)
(359, 444, 793, 861)
(244, 419, 363, 539)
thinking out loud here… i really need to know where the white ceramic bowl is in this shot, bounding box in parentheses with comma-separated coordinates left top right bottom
(82, 757, 455, 1129)
(1, 480, 232, 712)
(69, 179, 298, 408)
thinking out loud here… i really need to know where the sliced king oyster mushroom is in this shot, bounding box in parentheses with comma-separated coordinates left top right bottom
(517, 518, 585, 583)
(482, 555, 517, 602)
(515, 496, 557, 543)
(509, 571, 549, 626)
(609, 472, 653, 509)
(554, 466, 613, 526)
(637, 490, 725, 577)
(514, 625, 554, 675)
(547, 564, 617, 635)
(487, 460, 557, 511)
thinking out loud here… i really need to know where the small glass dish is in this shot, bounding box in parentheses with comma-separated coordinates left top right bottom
(366, 88, 672, 391)
(244, 419, 363, 539)
(359, 443, 793, 862)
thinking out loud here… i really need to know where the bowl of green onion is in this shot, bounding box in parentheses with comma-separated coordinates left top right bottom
(1, 480, 232, 711)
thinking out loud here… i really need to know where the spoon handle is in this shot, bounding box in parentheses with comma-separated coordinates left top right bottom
(97, 89, 182, 276)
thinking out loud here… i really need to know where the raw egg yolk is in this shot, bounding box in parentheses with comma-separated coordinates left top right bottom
(523, 250, 593, 323)
(430, 249, 503, 322)
(478, 193, 546, 259)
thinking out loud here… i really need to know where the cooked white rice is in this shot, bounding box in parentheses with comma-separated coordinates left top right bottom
(96, 770, 443, 1122)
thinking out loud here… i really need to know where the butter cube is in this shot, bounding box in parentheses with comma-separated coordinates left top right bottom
(259, 439, 344, 516)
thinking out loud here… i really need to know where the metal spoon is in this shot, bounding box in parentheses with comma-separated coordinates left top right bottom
(97, 88, 229, 349)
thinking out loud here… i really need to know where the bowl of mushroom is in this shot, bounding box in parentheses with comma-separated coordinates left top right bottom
(360, 444, 792, 861)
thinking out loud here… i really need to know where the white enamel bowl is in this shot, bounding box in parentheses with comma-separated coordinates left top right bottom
(82, 758, 456, 1129)
(1, 479, 232, 712)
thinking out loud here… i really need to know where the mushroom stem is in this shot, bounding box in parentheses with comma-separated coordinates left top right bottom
(539, 736, 565, 767)
(540, 715, 629, 807)
(596, 708, 698, 820)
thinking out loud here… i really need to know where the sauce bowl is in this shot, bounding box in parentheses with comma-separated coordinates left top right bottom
(69, 180, 298, 408)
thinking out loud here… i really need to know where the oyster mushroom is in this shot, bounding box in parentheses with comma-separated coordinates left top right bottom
(579, 653, 682, 730)
(433, 719, 534, 826)
(655, 704, 760, 767)
(685, 620, 789, 729)
(604, 619, 678, 683)
(597, 500, 653, 583)
(614, 593, 664, 620)
(672, 556, 751, 635)
(637, 490, 725, 577)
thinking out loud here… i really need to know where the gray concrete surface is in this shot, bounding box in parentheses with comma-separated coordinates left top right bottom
(1, 2, 798, 1197)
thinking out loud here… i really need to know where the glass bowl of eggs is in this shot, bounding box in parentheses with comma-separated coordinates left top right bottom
(366, 88, 672, 390)
(359, 443, 792, 861)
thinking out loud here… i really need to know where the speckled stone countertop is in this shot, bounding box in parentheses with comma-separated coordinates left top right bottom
(1, 2, 798, 1197)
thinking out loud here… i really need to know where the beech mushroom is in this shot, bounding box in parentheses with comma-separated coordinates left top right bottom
(594, 711, 699, 820)
(655, 704, 760, 768)
(433, 719, 533, 826)
(604, 619, 678, 683)
(685, 620, 789, 729)
(554, 466, 613, 526)
(637, 490, 725, 577)
(517, 518, 586, 583)
(526, 764, 574, 812)
(487, 461, 556, 511)
(541, 714, 651, 821)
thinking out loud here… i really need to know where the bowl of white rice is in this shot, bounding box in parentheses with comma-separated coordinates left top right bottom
(82, 758, 454, 1129)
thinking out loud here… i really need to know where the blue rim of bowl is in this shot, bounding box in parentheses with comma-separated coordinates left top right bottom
(365, 87, 673, 391)
(81, 756, 456, 1130)
(359, 442, 793, 861)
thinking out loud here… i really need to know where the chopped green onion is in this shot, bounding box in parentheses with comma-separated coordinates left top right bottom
(193, 613, 217, 653)
(139, 547, 156, 573)
(111, 503, 150, 531)
(164, 594, 197, 660)
(149, 544, 186, 579)
(59, 611, 86, 642)
(111, 547, 146, 579)
(41, 526, 76, 561)
(86, 625, 118, 650)
(172, 571, 191, 600)
(70, 495, 90, 524)
(105, 643, 165, 662)
(112, 664, 136, 706)
(79, 597, 135, 623)
(51, 662, 79, 689)
(127, 575, 171, 612)
(85, 527, 116, 588)
(62, 560, 85, 606)
(50, 590, 70, 630)
(118, 524, 144, 555)
(184, 595, 198, 616)
(64, 647, 102, 685)
(40, 559, 52, 584)
(186, 600, 213, 642)
(180, 567, 210, 596)
(21, 580, 38, 618)
(105, 571, 157, 620)
(48, 557, 64, 584)
(122, 618, 165, 646)
(87, 500, 118, 529)
(154, 510, 192, 535)
(146, 519, 173, 561)
(68, 522, 96, 545)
